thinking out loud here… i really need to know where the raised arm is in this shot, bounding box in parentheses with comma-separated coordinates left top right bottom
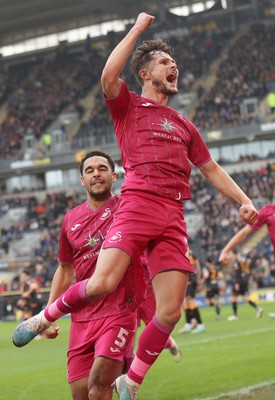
(219, 225, 252, 265)
(101, 12, 155, 98)
(199, 159, 258, 225)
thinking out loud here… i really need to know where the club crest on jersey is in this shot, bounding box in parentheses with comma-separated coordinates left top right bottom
(108, 231, 122, 243)
(84, 233, 100, 248)
(157, 118, 174, 132)
(151, 118, 181, 142)
(100, 208, 111, 220)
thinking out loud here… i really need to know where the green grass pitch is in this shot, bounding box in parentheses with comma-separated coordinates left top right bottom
(1, 303, 275, 400)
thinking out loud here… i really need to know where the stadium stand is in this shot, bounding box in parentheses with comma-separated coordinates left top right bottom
(192, 23, 275, 131)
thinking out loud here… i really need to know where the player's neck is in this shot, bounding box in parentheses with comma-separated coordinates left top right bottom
(87, 194, 112, 210)
(141, 88, 168, 105)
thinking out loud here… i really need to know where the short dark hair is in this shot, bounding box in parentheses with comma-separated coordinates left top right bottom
(131, 38, 174, 86)
(79, 150, 115, 175)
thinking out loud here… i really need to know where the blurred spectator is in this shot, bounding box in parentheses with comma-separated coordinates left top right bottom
(193, 24, 275, 130)
(16, 269, 43, 321)
(267, 89, 275, 114)
(42, 131, 52, 151)
(0, 280, 7, 293)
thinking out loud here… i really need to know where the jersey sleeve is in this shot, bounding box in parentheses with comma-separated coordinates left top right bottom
(58, 215, 74, 264)
(187, 121, 212, 167)
(104, 79, 130, 119)
(249, 207, 266, 231)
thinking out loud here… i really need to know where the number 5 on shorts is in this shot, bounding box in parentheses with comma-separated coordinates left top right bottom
(115, 327, 129, 348)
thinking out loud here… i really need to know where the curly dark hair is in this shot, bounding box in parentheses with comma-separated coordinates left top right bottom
(79, 150, 115, 175)
(131, 38, 174, 86)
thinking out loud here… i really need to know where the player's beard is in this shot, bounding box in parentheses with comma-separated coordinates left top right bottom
(88, 185, 110, 201)
(152, 79, 178, 96)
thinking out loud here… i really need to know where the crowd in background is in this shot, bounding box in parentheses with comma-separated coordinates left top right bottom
(0, 50, 104, 160)
(189, 162, 275, 289)
(1, 21, 275, 161)
(192, 24, 275, 130)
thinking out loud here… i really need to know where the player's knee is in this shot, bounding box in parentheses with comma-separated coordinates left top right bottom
(88, 379, 97, 399)
(166, 311, 181, 327)
(88, 381, 112, 400)
(88, 386, 100, 400)
(88, 387, 99, 400)
(157, 306, 182, 327)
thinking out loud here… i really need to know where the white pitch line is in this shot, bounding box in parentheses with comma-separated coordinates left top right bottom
(194, 380, 275, 400)
(185, 326, 275, 346)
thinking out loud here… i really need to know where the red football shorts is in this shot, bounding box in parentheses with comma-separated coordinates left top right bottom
(102, 191, 195, 279)
(67, 312, 137, 383)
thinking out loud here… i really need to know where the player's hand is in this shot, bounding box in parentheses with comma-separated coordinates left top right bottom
(43, 322, 60, 340)
(134, 12, 155, 32)
(219, 249, 231, 265)
(239, 203, 258, 225)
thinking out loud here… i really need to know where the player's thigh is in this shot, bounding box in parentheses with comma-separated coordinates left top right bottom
(88, 247, 131, 294)
(86, 248, 131, 298)
(70, 377, 89, 400)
